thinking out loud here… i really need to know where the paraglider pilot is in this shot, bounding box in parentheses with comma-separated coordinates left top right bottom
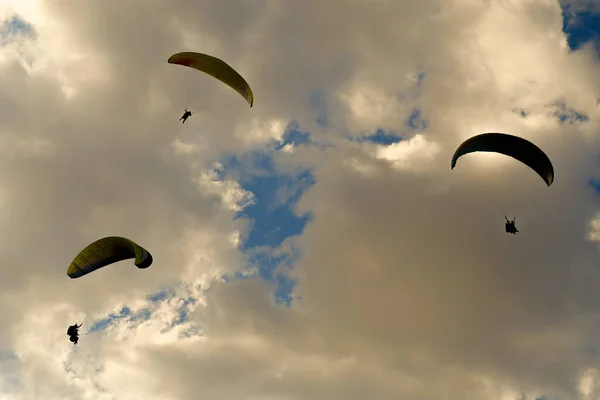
(505, 216, 518, 235)
(67, 323, 82, 345)
(179, 109, 193, 124)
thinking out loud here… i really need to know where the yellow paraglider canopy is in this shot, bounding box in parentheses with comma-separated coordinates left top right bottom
(67, 236, 153, 279)
(168, 52, 254, 107)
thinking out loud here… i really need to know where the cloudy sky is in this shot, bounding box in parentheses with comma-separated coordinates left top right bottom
(2, 0, 600, 399)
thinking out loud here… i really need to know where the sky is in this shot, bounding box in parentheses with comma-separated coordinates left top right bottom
(3, 0, 600, 399)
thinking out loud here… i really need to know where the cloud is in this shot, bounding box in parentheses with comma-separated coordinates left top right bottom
(2, 0, 600, 399)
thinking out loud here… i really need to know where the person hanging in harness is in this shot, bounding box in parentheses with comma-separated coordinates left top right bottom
(67, 323, 82, 345)
(179, 109, 193, 124)
(505, 216, 518, 235)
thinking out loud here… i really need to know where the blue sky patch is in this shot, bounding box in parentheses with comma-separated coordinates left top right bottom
(88, 285, 202, 336)
(275, 121, 314, 150)
(0, 15, 36, 46)
(245, 246, 301, 306)
(179, 324, 202, 339)
(406, 108, 427, 131)
(169, 296, 197, 328)
(351, 107, 426, 145)
(513, 108, 528, 118)
(147, 289, 170, 303)
(551, 101, 589, 124)
(588, 179, 600, 195)
(236, 168, 314, 250)
(414, 71, 425, 86)
(88, 305, 150, 333)
(216, 141, 315, 305)
(358, 128, 403, 145)
(561, 1, 600, 53)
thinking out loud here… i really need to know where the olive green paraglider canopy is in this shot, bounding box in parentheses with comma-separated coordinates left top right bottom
(67, 236, 153, 279)
(168, 52, 254, 107)
(451, 132, 554, 186)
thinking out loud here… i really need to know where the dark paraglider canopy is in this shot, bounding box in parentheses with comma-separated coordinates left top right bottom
(66, 238, 152, 346)
(451, 132, 555, 187)
(67, 236, 153, 279)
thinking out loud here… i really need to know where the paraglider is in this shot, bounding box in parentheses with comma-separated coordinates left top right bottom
(451, 132, 554, 187)
(67, 236, 153, 279)
(167, 52, 254, 107)
(180, 109, 193, 124)
(451, 133, 554, 234)
(505, 216, 518, 235)
(67, 323, 82, 345)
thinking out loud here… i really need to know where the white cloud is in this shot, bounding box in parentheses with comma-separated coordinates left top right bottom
(375, 134, 441, 171)
(1, 0, 600, 399)
(197, 162, 255, 212)
(234, 117, 287, 145)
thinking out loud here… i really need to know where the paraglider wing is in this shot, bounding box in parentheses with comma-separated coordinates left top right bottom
(451, 133, 554, 186)
(67, 236, 153, 279)
(168, 52, 254, 107)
